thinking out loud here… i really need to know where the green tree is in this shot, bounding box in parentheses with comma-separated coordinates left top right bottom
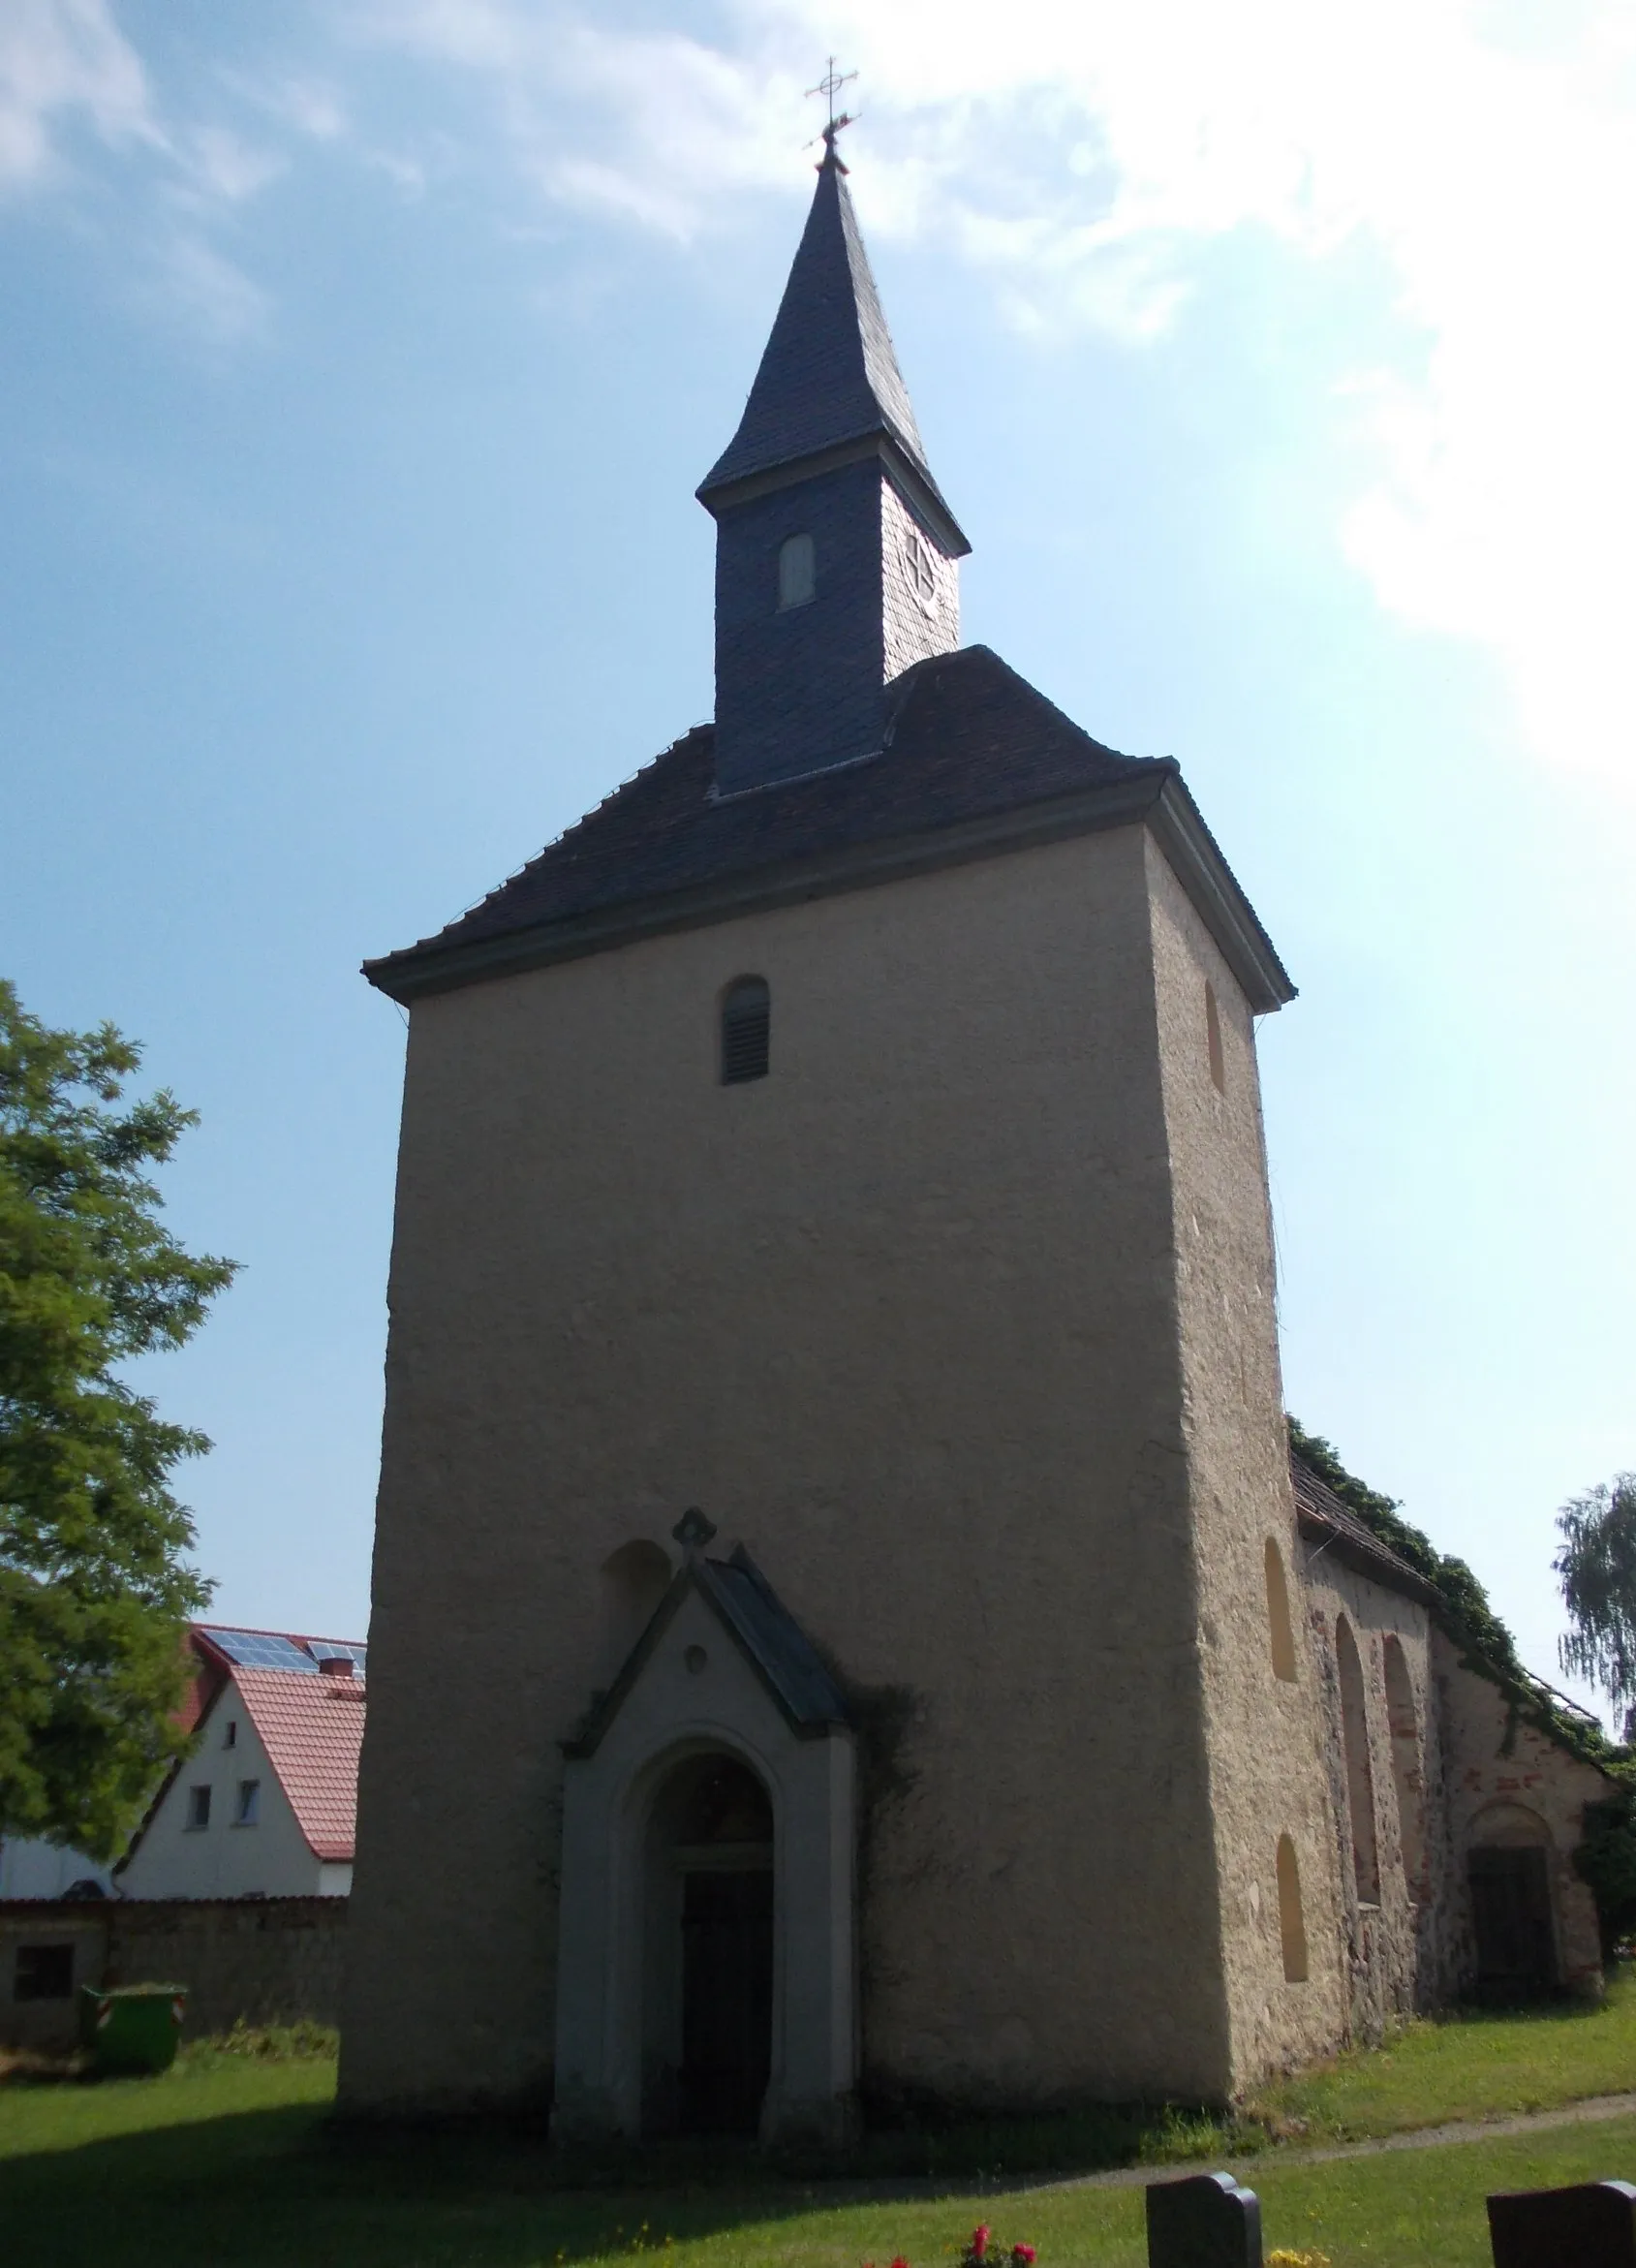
(1556, 1474, 1636, 1740)
(1, 981, 236, 1858)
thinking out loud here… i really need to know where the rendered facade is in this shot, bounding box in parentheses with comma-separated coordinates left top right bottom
(342, 141, 1611, 2134)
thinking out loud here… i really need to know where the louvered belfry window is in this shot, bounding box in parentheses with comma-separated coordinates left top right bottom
(721, 977, 770, 1085)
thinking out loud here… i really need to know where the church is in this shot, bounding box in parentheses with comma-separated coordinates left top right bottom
(342, 133, 1612, 2139)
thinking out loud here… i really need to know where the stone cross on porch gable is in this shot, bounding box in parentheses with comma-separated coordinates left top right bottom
(1145, 2172, 1262, 2268)
(1488, 2179, 1636, 2267)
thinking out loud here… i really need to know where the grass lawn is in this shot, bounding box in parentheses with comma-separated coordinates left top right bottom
(1245, 1968, 1636, 2145)
(4, 1983, 1636, 2268)
(2, 2059, 1634, 2268)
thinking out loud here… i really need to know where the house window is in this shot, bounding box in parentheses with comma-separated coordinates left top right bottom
(187, 1786, 212, 1830)
(1206, 981, 1226, 1093)
(777, 533, 815, 610)
(234, 1780, 261, 1827)
(15, 1944, 74, 2002)
(721, 977, 770, 1085)
(223, 1720, 237, 1749)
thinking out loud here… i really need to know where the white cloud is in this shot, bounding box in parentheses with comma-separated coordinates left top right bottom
(178, 125, 286, 207)
(0, 4, 293, 342)
(225, 73, 349, 144)
(146, 230, 270, 345)
(10, 1, 1635, 779)
(351, 0, 1636, 791)
(0, 0, 157, 190)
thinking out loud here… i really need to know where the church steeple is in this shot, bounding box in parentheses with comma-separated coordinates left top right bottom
(699, 141, 970, 796)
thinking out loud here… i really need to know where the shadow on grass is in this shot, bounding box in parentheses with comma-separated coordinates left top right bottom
(0, 2091, 1231, 2268)
(0, 2101, 815, 2268)
(540, 2097, 1224, 2190)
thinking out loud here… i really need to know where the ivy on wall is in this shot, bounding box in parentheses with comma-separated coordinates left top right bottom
(1288, 1418, 1632, 1783)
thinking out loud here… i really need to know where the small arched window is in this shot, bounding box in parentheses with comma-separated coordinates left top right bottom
(1277, 1835, 1309, 1982)
(1265, 1537, 1298, 1682)
(1206, 981, 1225, 1093)
(778, 533, 816, 610)
(1336, 1615, 1381, 1905)
(721, 977, 770, 1085)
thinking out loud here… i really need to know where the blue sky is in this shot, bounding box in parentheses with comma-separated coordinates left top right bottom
(3, 0, 1632, 1716)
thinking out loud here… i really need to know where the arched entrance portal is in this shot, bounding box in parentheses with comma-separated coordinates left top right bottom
(644, 1753, 774, 2135)
(552, 1537, 855, 2147)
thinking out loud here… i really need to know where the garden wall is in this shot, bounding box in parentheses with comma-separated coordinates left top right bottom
(1, 1896, 348, 2055)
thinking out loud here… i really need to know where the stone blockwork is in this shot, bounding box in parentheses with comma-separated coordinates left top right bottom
(1298, 1553, 1436, 2041)
(0, 1897, 347, 2055)
(1297, 1538, 1609, 2042)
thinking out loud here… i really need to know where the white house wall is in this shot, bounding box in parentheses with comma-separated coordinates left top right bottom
(119, 1682, 324, 1900)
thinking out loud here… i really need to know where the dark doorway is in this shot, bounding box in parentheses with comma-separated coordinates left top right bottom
(644, 1753, 775, 2139)
(679, 1866, 774, 2134)
(1469, 1846, 1557, 2000)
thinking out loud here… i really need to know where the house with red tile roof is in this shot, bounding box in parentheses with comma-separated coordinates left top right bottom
(114, 1625, 366, 1899)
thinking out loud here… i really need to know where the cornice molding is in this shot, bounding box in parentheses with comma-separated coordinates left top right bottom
(698, 429, 972, 560)
(365, 767, 1294, 1011)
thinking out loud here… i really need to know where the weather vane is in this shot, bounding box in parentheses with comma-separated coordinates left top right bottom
(806, 55, 857, 170)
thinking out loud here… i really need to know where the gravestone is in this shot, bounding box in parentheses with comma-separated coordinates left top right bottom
(1487, 2179, 1636, 2267)
(1146, 2172, 1262, 2268)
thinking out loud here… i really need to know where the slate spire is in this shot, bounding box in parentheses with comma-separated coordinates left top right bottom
(700, 146, 970, 796)
(697, 144, 966, 552)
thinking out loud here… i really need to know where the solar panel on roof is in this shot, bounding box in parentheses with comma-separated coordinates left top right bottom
(307, 1639, 367, 1667)
(209, 1630, 320, 1674)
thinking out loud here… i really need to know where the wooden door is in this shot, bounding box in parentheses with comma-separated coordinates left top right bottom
(1468, 1847, 1557, 1999)
(678, 1867, 773, 2134)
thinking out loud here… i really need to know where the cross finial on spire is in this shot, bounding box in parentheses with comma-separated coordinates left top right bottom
(806, 55, 857, 172)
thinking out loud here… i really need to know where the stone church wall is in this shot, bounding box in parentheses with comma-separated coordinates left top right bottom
(345, 823, 1242, 2116)
(1435, 1634, 1608, 2001)
(1144, 838, 1351, 2091)
(1297, 1557, 1610, 2034)
(1297, 1555, 1438, 2040)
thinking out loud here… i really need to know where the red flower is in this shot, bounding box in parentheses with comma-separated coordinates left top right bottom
(890, 2256, 911, 2266)
(1011, 2248, 1036, 2264)
(971, 2228, 991, 2260)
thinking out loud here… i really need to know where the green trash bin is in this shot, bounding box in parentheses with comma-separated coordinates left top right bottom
(78, 1983, 188, 2075)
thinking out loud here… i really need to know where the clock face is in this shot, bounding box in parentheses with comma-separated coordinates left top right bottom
(903, 527, 938, 606)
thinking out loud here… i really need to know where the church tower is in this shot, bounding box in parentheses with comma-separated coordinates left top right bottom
(699, 134, 969, 792)
(344, 140, 1348, 2141)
